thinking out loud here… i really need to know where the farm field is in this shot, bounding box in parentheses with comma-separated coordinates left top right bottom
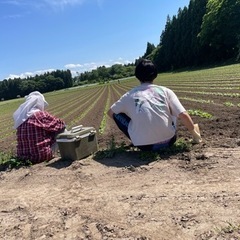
(0, 64, 240, 239)
(1, 63, 240, 153)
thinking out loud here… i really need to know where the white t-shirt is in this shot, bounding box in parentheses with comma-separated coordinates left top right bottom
(110, 83, 186, 146)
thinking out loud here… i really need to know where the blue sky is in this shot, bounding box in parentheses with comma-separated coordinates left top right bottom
(0, 0, 190, 80)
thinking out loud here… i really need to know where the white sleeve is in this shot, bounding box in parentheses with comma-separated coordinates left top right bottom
(166, 88, 186, 117)
(110, 92, 128, 114)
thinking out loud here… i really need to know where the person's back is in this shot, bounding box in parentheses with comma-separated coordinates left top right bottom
(16, 111, 64, 163)
(119, 83, 179, 145)
(107, 59, 202, 151)
(13, 91, 65, 163)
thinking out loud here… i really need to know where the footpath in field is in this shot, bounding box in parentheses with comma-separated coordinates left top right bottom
(0, 145, 240, 239)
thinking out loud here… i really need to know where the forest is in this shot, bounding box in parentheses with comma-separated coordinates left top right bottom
(0, 0, 239, 100)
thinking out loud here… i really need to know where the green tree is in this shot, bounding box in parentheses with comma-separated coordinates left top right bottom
(152, 0, 207, 71)
(0, 80, 9, 100)
(143, 42, 156, 59)
(198, 0, 240, 60)
(19, 80, 37, 96)
(7, 78, 21, 99)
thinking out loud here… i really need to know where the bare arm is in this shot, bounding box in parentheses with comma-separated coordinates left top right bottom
(107, 109, 114, 119)
(178, 111, 194, 132)
(178, 111, 202, 143)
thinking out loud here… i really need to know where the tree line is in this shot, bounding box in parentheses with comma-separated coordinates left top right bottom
(0, 70, 72, 101)
(1, 0, 239, 100)
(74, 63, 135, 85)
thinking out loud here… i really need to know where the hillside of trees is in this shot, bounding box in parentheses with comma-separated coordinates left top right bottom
(149, 0, 240, 71)
(1, 0, 240, 100)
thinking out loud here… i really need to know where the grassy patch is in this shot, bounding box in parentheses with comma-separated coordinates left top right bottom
(0, 151, 31, 171)
(215, 221, 240, 237)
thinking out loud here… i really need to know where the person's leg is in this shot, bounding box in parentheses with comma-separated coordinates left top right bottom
(113, 113, 131, 139)
(151, 135, 177, 151)
(136, 131, 177, 152)
(137, 144, 153, 151)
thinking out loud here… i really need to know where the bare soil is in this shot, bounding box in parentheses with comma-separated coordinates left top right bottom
(1, 99, 240, 239)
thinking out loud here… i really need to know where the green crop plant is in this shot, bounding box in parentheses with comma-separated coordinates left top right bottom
(0, 151, 12, 165)
(188, 109, 213, 119)
(0, 151, 32, 170)
(138, 151, 161, 161)
(99, 86, 111, 134)
(223, 101, 235, 107)
(139, 138, 191, 161)
(94, 135, 126, 159)
(179, 97, 214, 104)
(175, 90, 240, 98)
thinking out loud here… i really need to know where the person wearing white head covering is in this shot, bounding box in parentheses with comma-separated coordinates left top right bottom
(13, 91, 65, 163)
(13, 91, 49, 129)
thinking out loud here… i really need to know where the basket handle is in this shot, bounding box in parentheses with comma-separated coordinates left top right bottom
(71, 125, 83, 133)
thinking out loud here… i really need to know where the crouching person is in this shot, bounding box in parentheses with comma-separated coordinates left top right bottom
(13, 91, 66, 163)
(107, 59, 202, 151)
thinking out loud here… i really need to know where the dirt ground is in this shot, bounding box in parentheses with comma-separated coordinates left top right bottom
(1, 103, 240, 239)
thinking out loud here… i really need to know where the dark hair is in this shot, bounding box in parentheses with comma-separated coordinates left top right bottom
(135, 59, 158, 83)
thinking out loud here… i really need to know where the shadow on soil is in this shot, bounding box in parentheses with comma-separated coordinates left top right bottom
(46, 158, 75, 169)
(93, 150, 150, 168)
(93, 144, 192, 168)
(0, 140, 193, 171)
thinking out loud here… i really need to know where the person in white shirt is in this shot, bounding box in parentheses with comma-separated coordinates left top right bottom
(107, 59, 202, 151)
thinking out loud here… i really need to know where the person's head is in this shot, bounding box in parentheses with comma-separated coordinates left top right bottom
(135, 59, 157, 83)
(13, 91, 49, 129)
(25, 91, 48, 111)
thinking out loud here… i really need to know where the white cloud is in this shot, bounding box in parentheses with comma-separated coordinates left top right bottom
(64, 63, 83, 69)
(6, 58, 133, 79)
(7, 69, 55, 79)
(64, 58, 133, 77)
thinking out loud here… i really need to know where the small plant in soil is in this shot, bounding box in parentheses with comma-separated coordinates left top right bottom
(0, 151, 32, 171)
(223, 101, 235, 107)
(188, 109, 213, 119)
(94, 135, 126, 159)
(139, 138, 191, 161)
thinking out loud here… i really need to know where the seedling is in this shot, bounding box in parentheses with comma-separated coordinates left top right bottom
(188, 109, 213, 119)
(223, 101, 235, 107)
(139, 138, 191, 161)
(0, 151, 32, 170)
(94, 135, 126, 159)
